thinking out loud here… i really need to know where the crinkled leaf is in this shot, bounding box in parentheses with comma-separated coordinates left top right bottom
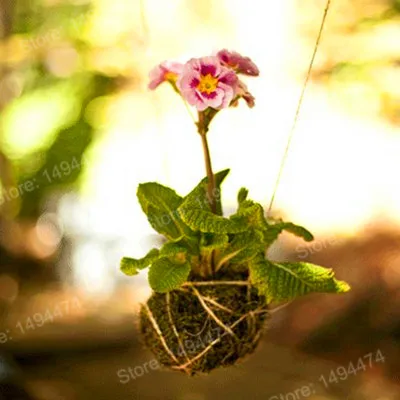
(234, 190, 313, 247)
(120, 248, 160, 276)
(146, 207, 185, 239)
(200, 233, 229, 258)
(179, 174, 247, 234)
(205, 169, 230, 216)
(182, 169, 230, 216)
(148, 258, 191, 293)
(216, 230, 264, 269)
(160, 241, 189, 262)
(138, 182, 182, 210)
(264, 221, 314, 248)
(179, 207, 247, 233)
(249, 256, 350, 303)
(137, 182, 192, 240)
(213, 169, 231, 214)
(233, 199, 268, 230)
(201, 233, 229, 250)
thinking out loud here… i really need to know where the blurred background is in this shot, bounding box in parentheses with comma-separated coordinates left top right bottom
(0, 0, 399, 399)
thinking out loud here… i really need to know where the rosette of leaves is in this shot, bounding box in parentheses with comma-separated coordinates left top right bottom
(121, 169, 350, 375)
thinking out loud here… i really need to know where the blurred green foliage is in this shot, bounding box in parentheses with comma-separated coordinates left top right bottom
(311, 0, 400, 124)
(18, 74, 113, 217)
(0, 1, 121, 218)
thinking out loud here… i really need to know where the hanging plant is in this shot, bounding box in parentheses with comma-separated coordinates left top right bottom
(120, 48, 350, 376)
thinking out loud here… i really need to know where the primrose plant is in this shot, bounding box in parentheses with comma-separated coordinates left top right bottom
(120, 50, 350, 375)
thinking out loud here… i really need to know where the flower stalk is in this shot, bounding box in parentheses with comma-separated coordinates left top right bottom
(197, 111, 217, 277)
(197, 111, 217, 214)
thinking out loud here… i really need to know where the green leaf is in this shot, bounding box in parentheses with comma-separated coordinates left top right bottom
(216, 230, 264, 269)
(199, 168, 230, 187)
(178, 171, 247, 234)
(160, 241, 189, 261)
(137, 182, 191, 240)
(233, 200, 268, 230)
(249, 256, 350, 303)
(182, 169, 230, 216)
(179, 207, 247, 233)
(264, 221, 314, 247)
(280, 222, 314, 241)
(148, 258, 191, 293)
(209, 168, 230, 187)
(199, 233, 229, 259)
(211, 169, 230, 216)
(201, 233, 229, 250)
(120, 248, 160, 276)
(138, 182, 182, 210)
(237, 187, 249, 204)
(234, 189, 314, 248)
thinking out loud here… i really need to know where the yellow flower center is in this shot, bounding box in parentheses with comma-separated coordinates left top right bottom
(197, 74, 218, 94)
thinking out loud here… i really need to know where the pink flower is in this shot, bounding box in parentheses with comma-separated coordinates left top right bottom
(148, 61, 183, 90)
(217, 49, 259, 76)
(178, 56, 238, 111)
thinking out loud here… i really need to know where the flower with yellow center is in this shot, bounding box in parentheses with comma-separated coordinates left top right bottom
(178, 56, 238, 111)
(148, 61, 183, 90)
(197, 74, 219, 94)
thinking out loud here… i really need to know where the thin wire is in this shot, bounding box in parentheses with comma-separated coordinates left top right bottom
(267, 0, 332, 215)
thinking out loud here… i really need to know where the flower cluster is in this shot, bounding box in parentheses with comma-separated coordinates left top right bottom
(148, 49, 259, 111)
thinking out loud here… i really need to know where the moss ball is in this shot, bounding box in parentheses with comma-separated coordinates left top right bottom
(140, 271, 269, 375)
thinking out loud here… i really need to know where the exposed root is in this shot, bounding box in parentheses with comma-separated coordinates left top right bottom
(184, 317, 211, 337)
(141, 278, 269, 374)
(247, 285, 256, 336)
(192, 286, 237, 338)
(143, 303, 179, 364)
(171, 310, 262, 371)
(202, 296, 234, 314)
(165, 293, 191, 369)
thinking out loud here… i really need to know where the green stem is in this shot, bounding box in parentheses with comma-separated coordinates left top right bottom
(197, 112, 217, 214)
(196, 112, 218, 278)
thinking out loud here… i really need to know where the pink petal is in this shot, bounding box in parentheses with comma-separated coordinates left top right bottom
(201, 87, 225, 109)
(218, 68, 238, 88)
(161, 61, 184, 75)
(217, 82, 234, 109)
(148, 65, 166, 90)
(217, 49, 230, 64)
(199, 56, 221, 77)
(148, 61, 183, 90)
(182, 87, 207, 110)
(177, 68, 200, 91)
(185, 58, 202, 73)
(217, 49, 259, 76)
(236, 56, 259, 76)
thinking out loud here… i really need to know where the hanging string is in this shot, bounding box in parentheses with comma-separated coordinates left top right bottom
(267, 0, 332, 215)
